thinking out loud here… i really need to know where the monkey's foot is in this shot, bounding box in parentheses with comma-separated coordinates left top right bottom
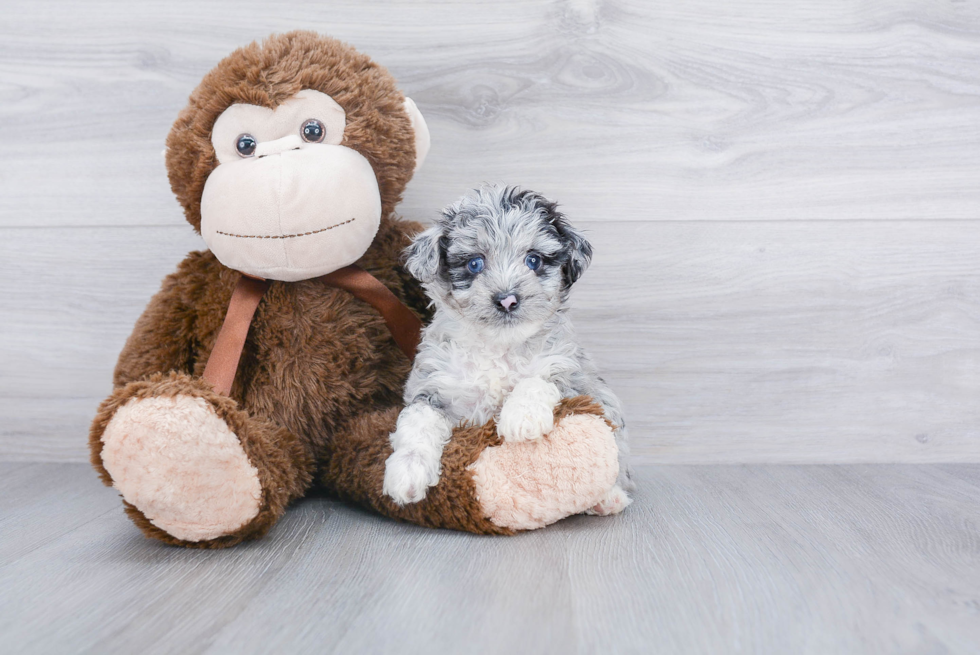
(101, 394, 261, 542)
(90, 373, 311, 548)
(585, 484, 632, 516)
(468, 397, 620, 530)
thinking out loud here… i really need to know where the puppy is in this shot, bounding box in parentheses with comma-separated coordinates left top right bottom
(383, 185, 633, 515)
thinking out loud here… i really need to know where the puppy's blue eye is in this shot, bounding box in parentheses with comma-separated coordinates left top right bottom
(525, 253, 542, 271)
(466, 257, 485, 274)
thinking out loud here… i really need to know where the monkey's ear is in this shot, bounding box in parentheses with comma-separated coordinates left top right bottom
(404, 224, 444, 282)
(555, 216, 593, 286)
(404, 98, 430, 173)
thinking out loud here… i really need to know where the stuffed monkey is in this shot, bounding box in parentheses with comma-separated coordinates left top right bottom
(89, 31, 620, 548)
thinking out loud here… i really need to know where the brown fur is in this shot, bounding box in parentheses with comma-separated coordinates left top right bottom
(91, 32, 609, 547)
(91, 372, 312, 548)
(166, 31, 416, 233)
(320, 396, 611, 535)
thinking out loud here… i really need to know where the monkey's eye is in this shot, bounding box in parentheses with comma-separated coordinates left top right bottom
(301, 119, 325, 143)
(236, 134, 257, 157)
(466, 257, 485, 274)
(525, 253, 542, 271)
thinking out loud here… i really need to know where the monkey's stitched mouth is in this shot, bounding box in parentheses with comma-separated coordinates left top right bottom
(215, 217, 356, 239)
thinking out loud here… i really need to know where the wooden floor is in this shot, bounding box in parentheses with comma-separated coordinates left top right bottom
(2, 463, 978, 654)
(2, 3, 978, 651)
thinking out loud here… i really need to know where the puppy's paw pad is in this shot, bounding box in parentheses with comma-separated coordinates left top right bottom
(585, 485, 632, 516)
(383, 449, 437, 505)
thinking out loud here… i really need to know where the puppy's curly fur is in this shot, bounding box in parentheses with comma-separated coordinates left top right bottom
(383, 185, 634, 514)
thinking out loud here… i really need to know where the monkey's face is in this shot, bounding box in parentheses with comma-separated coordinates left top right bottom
(199, 89, 426, 282)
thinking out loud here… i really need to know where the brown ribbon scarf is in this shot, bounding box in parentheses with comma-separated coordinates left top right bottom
(202, 266, 422, 396)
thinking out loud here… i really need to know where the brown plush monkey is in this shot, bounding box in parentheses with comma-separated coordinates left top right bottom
(88, 31, 620, 548)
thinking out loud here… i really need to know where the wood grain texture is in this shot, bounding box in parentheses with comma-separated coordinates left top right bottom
(1, 0, 979, 227)
(2, 0, 980, 463)
(0, 464, 978, 654)
(577, 219, 980, 463)
(3, 220, 978, 463)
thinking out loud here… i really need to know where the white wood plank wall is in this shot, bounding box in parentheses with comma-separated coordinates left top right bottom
(1, 0, 978, 462)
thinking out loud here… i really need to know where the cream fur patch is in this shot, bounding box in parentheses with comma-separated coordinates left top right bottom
(210, 89, 346, 164)
(468, 413, 619, 530)
(101, 395, 262, 542)
(403, 97, 430, 172)
(200, 143, 381, 282)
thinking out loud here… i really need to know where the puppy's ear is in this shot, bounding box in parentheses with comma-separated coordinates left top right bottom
(404, 224, 444, 282)
(554, 215, 593, 287)
(516, 188, 594, 287)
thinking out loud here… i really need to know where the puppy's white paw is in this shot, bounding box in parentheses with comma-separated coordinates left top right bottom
(498, 377, 562, 443)
(383, 448, 439, 505)
(498, 399, 554, 443)
(383, 403, 453, 505)
(585, 485, 632, 516)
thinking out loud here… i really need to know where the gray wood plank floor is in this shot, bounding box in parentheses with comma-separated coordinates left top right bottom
(2, 463, 978, 654)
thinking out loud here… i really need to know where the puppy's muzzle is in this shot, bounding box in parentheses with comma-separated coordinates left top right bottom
(494, 292, 520, 313)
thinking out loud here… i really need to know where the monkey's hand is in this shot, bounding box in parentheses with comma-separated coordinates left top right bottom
(497, 377, 562, 443)
(382, 403, 452, 505)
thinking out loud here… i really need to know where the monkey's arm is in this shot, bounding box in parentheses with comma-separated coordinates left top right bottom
(359, 216, 434, 322)
(113, 256, 203, 387)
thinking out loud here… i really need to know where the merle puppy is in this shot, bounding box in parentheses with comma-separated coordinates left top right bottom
(383, 185, 633, 515)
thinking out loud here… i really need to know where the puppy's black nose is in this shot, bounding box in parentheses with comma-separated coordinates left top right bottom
(494, 292, 520, 313)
